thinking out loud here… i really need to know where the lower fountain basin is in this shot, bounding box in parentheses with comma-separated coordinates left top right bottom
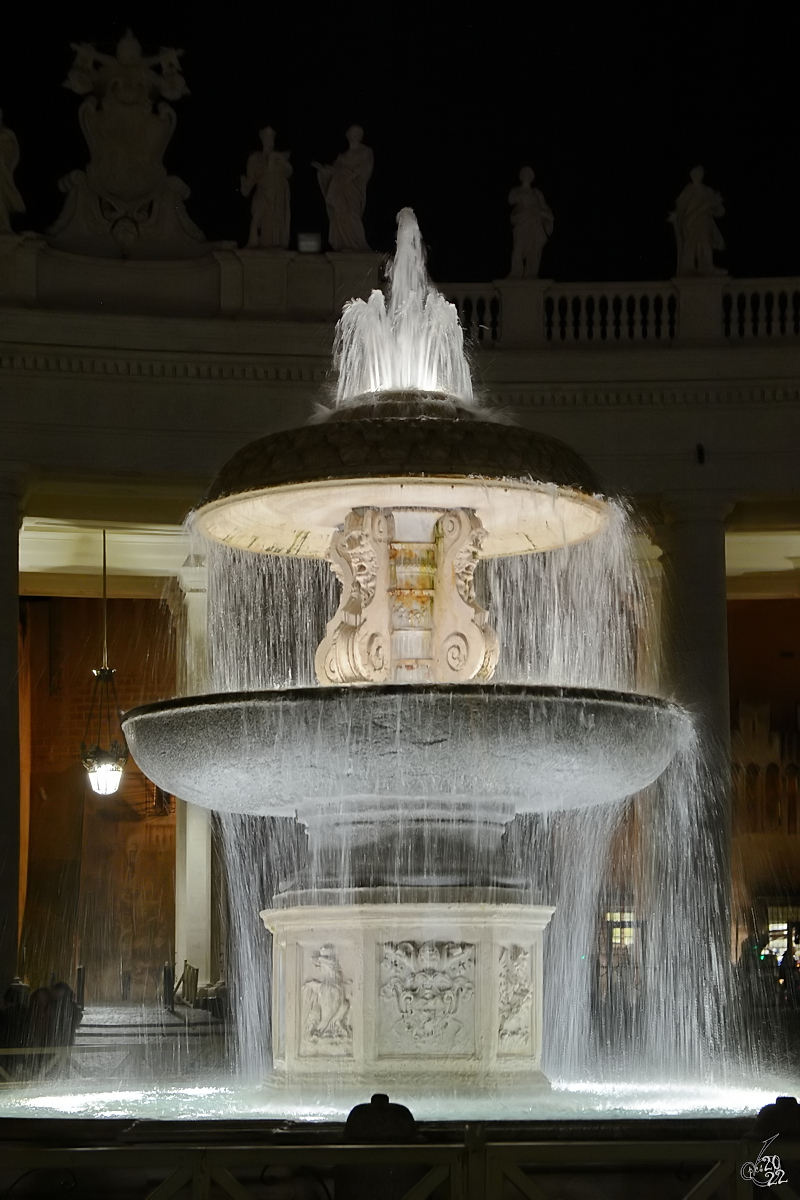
(123, 684, 690, 817)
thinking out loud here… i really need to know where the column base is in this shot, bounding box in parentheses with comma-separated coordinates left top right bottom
(261, 896, 555, 1093)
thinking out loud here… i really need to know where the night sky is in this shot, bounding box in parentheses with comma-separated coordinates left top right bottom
(1, 6, 798, 283)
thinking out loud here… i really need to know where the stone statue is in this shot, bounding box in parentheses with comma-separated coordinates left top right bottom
(0, 111, 24, 234)
(508, 167, 553, 279)
(240, 127, 292, 249)
(48, 29, 206, 259)
(669, 166, 726, 276)
(313, 126, 373, 252)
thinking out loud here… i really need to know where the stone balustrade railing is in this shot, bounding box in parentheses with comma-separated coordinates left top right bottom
(443, 276, 800, 346)
(1, 235, 799, 350)
(722, 279, 800, 340)
(542, 283, 678, 343)
(443, 287, 502, 343)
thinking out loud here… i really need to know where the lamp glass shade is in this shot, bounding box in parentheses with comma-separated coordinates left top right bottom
(87, 761, 124, 795)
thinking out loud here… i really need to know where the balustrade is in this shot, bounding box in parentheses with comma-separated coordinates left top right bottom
(442, 286, 501, 343)
(441, 276, 800, 346)
(723, 280, 800, 339)
(544, 284, 678, 343)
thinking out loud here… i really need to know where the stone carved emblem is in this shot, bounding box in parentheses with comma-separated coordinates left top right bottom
(380, 940, 475, 1054)
(300, 945, 352, 1056)
(49, 29, 206, 258)
(498, 945, 533, 1053)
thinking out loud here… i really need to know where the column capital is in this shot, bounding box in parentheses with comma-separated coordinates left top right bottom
(659, 490, 736, 526)
(177, 553, 207, 596)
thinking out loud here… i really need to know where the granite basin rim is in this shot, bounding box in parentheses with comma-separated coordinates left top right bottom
(122, 684, 689, 818)
(192, 408, 606, 558)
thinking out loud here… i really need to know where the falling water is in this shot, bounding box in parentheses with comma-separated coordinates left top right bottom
(197, 504, 738, 1089)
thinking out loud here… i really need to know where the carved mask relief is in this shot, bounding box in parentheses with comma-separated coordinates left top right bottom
(378, 940, 476, 1057)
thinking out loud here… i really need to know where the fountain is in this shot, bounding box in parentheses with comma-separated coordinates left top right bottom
(124, 210, 693, 1100)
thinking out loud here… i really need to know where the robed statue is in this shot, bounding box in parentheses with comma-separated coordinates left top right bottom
(508, 167, 553, 279)
(241, 127, 292, 249)
(48, 29, 206, 258)
(0, 112, 24, 234)
(313, 126, 373, 252)
(669, 166, 726, 276)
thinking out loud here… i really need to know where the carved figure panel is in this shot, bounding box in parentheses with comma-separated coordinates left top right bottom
(498, 944, 533, 1055)
(378, 940, 476, 1057)
(298, 943, 353, 1058)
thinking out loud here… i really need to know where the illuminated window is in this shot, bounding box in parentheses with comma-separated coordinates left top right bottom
(606, 910, 635, 946)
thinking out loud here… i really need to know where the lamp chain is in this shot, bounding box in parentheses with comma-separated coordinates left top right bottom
(102, 528, 108, 670)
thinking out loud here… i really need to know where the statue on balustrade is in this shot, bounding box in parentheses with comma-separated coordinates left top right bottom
(669, 166, 726, 276)
(240, 127, 292, 249)
(508, 167, 553, 279)
(48, 29, 206, 259)
(0, 111, 24, 234)
(313, 126, 373, 252)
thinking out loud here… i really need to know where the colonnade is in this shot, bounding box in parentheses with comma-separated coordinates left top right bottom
(0, 488, 735, 990)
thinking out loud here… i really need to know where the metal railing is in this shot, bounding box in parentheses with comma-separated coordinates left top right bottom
(0, 1125, 783, 1199)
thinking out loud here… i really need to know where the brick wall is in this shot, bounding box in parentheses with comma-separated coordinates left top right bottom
(20, 596, 176, 1004)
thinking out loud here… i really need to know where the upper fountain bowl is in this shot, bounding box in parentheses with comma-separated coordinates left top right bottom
(192, 390, 608, 558)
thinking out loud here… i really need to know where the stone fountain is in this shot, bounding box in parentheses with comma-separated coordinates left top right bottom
(123, 210, 689, 1095)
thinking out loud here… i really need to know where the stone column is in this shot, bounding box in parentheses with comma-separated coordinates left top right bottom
(656, 493, 734, 903)
(0, 464, 27, 991)
(173, 558, 213, 986)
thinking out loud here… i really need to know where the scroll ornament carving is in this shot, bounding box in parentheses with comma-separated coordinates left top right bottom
(300, 945, 352, 1051)
(434, 510, 499, 682)
(498, 945, 533, 1050)
(315, 508, 391, 685)
(381, 940, 474, 1044)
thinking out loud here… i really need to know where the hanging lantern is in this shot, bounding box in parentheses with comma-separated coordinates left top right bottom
(80, 531, 128, 795)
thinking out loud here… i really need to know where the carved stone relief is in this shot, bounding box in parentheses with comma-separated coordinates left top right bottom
(49, 30, 206, 259)
(433, 509, 498, 682)
(299, 943, 353, 1057)
(315, 508, 392, 685)
(498, 944, 533, 1054)
(316, 506, 498, 686)
(379, 940, 476, 1056)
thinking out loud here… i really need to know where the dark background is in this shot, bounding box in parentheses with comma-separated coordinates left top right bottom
(1, 5, 797, 282)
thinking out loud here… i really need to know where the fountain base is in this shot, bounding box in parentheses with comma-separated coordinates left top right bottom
(261, 895, 555, 1092)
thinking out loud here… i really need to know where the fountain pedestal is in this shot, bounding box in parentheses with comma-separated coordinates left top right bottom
(261, 894, 555, 1091)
